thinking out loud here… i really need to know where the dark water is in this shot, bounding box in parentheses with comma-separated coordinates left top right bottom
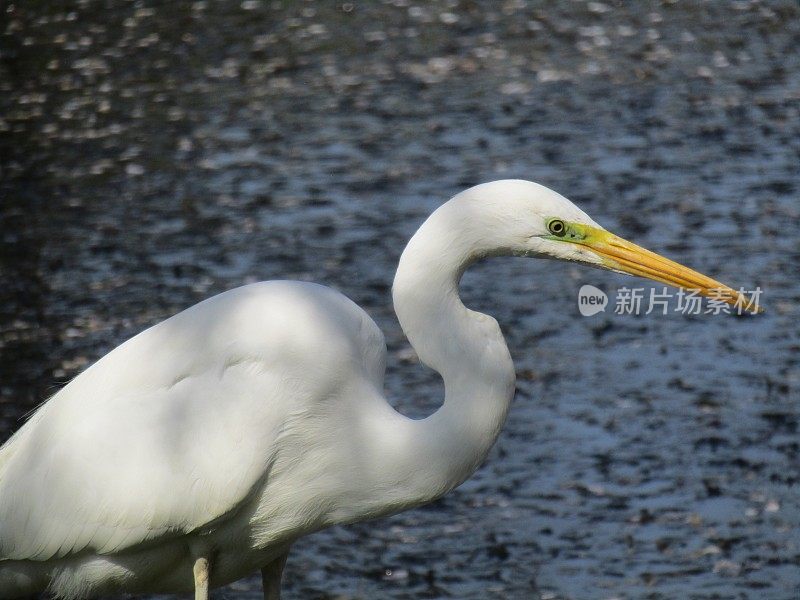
(1, 1, 799, 598)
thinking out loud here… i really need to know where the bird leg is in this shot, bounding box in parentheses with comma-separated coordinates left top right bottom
(261, 551, 289, 600)
(193, 556, 211, 600)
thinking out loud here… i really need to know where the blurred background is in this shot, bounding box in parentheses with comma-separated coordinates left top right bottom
(1, 1, 799, 598)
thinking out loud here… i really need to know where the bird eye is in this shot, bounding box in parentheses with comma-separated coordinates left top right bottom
(548, 219, 566, 237)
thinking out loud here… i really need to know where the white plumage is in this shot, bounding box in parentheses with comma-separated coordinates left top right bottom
(1, 281, 398, 596)
(0, 180, 753, 599)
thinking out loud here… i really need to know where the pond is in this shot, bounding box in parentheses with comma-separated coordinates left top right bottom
(1, 1, 798, 598)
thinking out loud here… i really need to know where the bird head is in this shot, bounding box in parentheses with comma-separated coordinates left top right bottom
(455, 179, 762, 314)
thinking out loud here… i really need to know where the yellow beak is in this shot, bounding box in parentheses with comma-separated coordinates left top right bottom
(567, 224, 762, 314)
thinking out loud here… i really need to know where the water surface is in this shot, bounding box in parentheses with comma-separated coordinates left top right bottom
(1, 1, 798, 598)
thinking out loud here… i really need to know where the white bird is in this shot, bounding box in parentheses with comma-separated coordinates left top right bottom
(0, 180, 758, 600)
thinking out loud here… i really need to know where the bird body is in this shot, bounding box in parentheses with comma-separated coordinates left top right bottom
(0, 281, 421, 596)
(0, 180, 757, 599)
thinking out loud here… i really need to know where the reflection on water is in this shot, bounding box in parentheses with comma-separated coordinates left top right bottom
(1, 1, 799, 598)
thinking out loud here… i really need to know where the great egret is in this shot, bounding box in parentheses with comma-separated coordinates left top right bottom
(0, 180, 758, 600)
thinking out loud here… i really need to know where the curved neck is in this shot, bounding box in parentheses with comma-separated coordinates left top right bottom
(388, 199, 516, 501)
